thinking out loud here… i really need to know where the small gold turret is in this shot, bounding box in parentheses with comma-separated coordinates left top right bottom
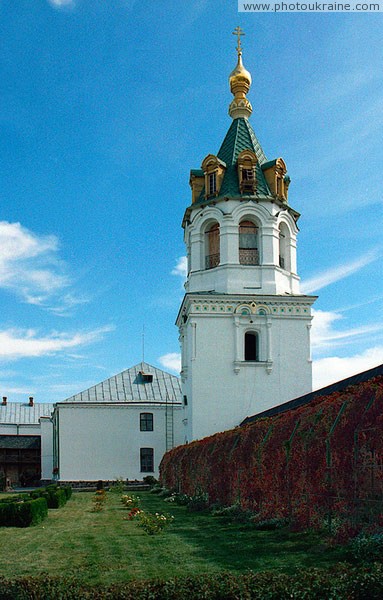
(229, 26, 253, 120)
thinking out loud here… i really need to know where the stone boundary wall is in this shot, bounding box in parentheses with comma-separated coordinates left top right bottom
(40, 480, 150, 491)
(160, 375, 383, 532)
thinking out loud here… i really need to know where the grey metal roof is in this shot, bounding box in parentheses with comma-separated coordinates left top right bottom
(62, 362, 182, 404)
(0, 402, 54, 425)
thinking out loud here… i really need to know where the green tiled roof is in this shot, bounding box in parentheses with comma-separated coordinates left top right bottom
(195, 118, 272, 203)
(217, 118, 268, 166)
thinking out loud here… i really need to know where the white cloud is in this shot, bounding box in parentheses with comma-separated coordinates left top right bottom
(311, 308, 383, 389)
(171, 256, 187, 279)
(313, 347, 383, 390)
(301, 249, 379, 294)
(159, 352, 181, 374)
(0, 326, 113, 361)
(311, 309, 383, 352)
(47, 0, 75, 8)
(0, 221, 85, 313)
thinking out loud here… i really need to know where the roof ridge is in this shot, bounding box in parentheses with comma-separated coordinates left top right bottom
(230, 119, 241, 165)
(246, 119, 267, 163)
(61, 362, 181, 403)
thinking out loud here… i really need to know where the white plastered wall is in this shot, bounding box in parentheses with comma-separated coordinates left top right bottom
(55, 404, 183, 481)
(181, 297, 314, 442)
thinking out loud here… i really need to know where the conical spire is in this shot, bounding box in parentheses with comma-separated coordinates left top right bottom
(229, 27, 252, 120)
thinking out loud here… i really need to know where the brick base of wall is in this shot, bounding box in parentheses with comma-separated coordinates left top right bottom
(40, 479, 150, 492)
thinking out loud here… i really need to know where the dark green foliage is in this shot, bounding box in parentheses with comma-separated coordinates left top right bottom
(0, 501, 16, 526)
(211, 502, 253, 522)
(1, 565, 383, 599)
(0, 472, 6, 491)
(96, 480, 104, 490)
(0, 495, 26, 504)
(174, 493, 192, 506)
(15, 498, 48, 527)
(62, 485, 72, 500)
(149, 484, 164, 494)
(186, 491, 209, 512)
(46, 488, 67, 509)
(349, 532, 383, 562)
(143, 475, 158, 486)
(0, 497, 48, 527)
(29, 485, 72, 509)
(253, 517, 290, 530)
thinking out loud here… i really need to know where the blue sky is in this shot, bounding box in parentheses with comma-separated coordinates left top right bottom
(0, 1, 382, 402)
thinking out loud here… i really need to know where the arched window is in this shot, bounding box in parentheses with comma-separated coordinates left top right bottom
(205, 222, 220, 269)
(279, 223, 290, 271)
(244, 332, 258, 361)
(239, 220, 259, 265)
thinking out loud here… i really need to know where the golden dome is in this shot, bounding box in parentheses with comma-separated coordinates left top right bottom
(229, 53, 252, 92)
(228, 27, 252, 120)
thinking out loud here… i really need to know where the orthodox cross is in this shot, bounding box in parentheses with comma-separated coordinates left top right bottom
(232, 26, 245, 55)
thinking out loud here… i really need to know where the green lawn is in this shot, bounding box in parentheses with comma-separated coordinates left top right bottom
(0, 491, 350, 585)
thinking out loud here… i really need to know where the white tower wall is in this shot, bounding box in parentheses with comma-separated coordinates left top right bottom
(178, 43, 316, 442)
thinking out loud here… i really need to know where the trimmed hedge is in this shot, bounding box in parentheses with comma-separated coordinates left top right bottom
(30, 484, 72, 509)
(1, 564, 383, 599)
(0, 484, 71, 527)
(0, 497, 48, 527)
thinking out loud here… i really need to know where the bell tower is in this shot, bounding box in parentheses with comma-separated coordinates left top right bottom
(177, 30, 316, 442)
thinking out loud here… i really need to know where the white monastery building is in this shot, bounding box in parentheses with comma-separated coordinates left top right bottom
(0, 32, 316, 484)
(41, 363, 183, 482)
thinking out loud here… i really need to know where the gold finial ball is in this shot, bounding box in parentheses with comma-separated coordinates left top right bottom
(229, 54, 252, 93)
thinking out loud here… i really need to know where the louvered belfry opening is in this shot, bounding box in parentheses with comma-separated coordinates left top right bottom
(205, 222, 220, 269)
(239, 220, 259, 265)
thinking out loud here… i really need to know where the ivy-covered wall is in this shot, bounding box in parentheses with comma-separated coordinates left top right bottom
(160, 375, 383, 532)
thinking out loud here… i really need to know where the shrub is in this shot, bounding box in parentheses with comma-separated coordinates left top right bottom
(143, 475, 158, 486)
(349, 531, 383, 562)
(252, 516, 289, 530)
(109, 478, 126, 494)
(211, 502, 253, 522)
(174, 493, 192, 506)
(2, 565, 383, 599)
(47, 488, 67, 509)
(125, 507, 143, 520)
(149, 484, 164, 494)
(30, 485, 71, 509)
(0, 497, 48, 527)
(187, 491, 209, 512)
(0, 495, 26, 504)
(14, 498, 48, 527)
(92, 489, 107, 512)
(163, 493, 178, 503)
(121, 494, 140, 508)
(62, 485, 72, 500)
(135, 511, 174, 535)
